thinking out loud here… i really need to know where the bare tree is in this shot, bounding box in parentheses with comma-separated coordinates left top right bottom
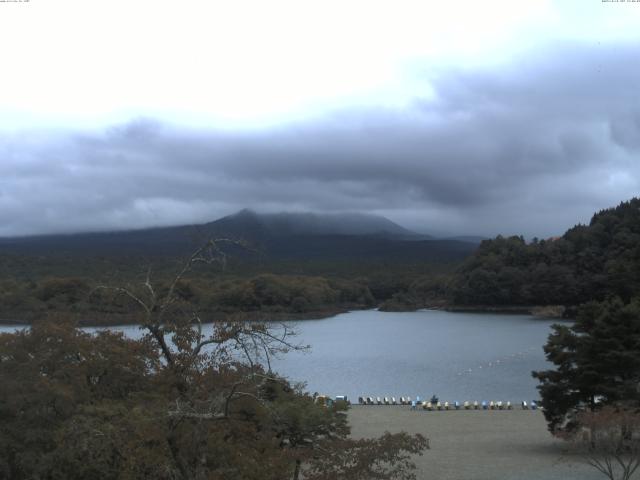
(572, 406, 640, 480)
(92, 240, 427, 480)
(97, 239, 307, 417)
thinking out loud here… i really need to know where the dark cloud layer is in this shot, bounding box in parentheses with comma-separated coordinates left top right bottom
(1, 43, 639, 238)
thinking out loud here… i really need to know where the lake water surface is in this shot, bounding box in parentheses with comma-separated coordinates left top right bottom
(271, 309, 557, 402)
(0, 309, 558, 403)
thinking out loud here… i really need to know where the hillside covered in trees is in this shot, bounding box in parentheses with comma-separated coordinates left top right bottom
(449, 198, 640, 310)
(0, 209, 474, 324)
(0, 252, 458, 325)
(8, 198, 640, 323)
(0, 212, 470, 325)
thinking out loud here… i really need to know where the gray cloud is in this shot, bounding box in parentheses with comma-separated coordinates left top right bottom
(1, 42, 639, 238)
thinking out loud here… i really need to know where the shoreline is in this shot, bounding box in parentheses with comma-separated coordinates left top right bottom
(0, 302, 570, 328)
(0, 305, 357, 328)
(432, 303, 569, 319)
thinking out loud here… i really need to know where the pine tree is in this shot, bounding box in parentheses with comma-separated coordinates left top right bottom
(533, 297, 640, 434)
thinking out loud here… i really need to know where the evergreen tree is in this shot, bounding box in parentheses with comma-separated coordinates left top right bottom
(533, 297, 640, 434)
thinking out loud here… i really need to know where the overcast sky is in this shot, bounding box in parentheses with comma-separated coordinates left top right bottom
(1, 0, 639, 238)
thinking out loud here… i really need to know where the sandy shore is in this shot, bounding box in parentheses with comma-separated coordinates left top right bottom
(348, 406, 602, 480)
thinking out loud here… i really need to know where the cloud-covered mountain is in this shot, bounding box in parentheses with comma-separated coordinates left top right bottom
(208, 209, 423, 239)
(0, 210, 474, 262)
(1, 42, 639, 240)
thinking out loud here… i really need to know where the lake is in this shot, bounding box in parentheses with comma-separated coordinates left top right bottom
(0, 309, 558, 403)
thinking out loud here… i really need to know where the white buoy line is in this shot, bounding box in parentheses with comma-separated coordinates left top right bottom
(454, 346, 538, 377)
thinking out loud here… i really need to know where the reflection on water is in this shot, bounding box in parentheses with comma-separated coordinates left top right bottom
(0, 309, 558, 402)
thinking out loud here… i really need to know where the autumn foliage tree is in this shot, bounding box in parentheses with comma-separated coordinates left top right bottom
(0, 241, 427, 480)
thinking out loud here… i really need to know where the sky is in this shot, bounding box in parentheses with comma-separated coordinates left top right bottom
(1, 0, 639, 238)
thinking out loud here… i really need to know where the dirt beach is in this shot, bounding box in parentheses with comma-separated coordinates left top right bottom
(348, 406, 603, 480)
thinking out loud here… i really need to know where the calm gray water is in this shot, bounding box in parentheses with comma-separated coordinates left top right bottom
(270, 309, 556, 403)
(0, 309, 557, 403)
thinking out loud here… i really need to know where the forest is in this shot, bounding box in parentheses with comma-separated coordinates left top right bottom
(0, 251, 454, 325)
(449, 198, 640, 312)
(3, 198, 640, 324)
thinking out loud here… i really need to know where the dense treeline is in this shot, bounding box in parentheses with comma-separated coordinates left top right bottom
(0, 251, 459, 324)
(0, 269, 455, 325)
(0, 274, 376, 325)
(450, 198, 640, 309)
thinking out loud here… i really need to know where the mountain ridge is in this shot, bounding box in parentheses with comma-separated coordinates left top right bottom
(204, 209, 426, 240)
(0, 209, 475, 262)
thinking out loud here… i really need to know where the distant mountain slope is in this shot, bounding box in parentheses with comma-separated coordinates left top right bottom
(0, 210, 474, 262)
(205, 209, 424, 239)
(442, 235, 488, 244)
(261, 235, 472, 262)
